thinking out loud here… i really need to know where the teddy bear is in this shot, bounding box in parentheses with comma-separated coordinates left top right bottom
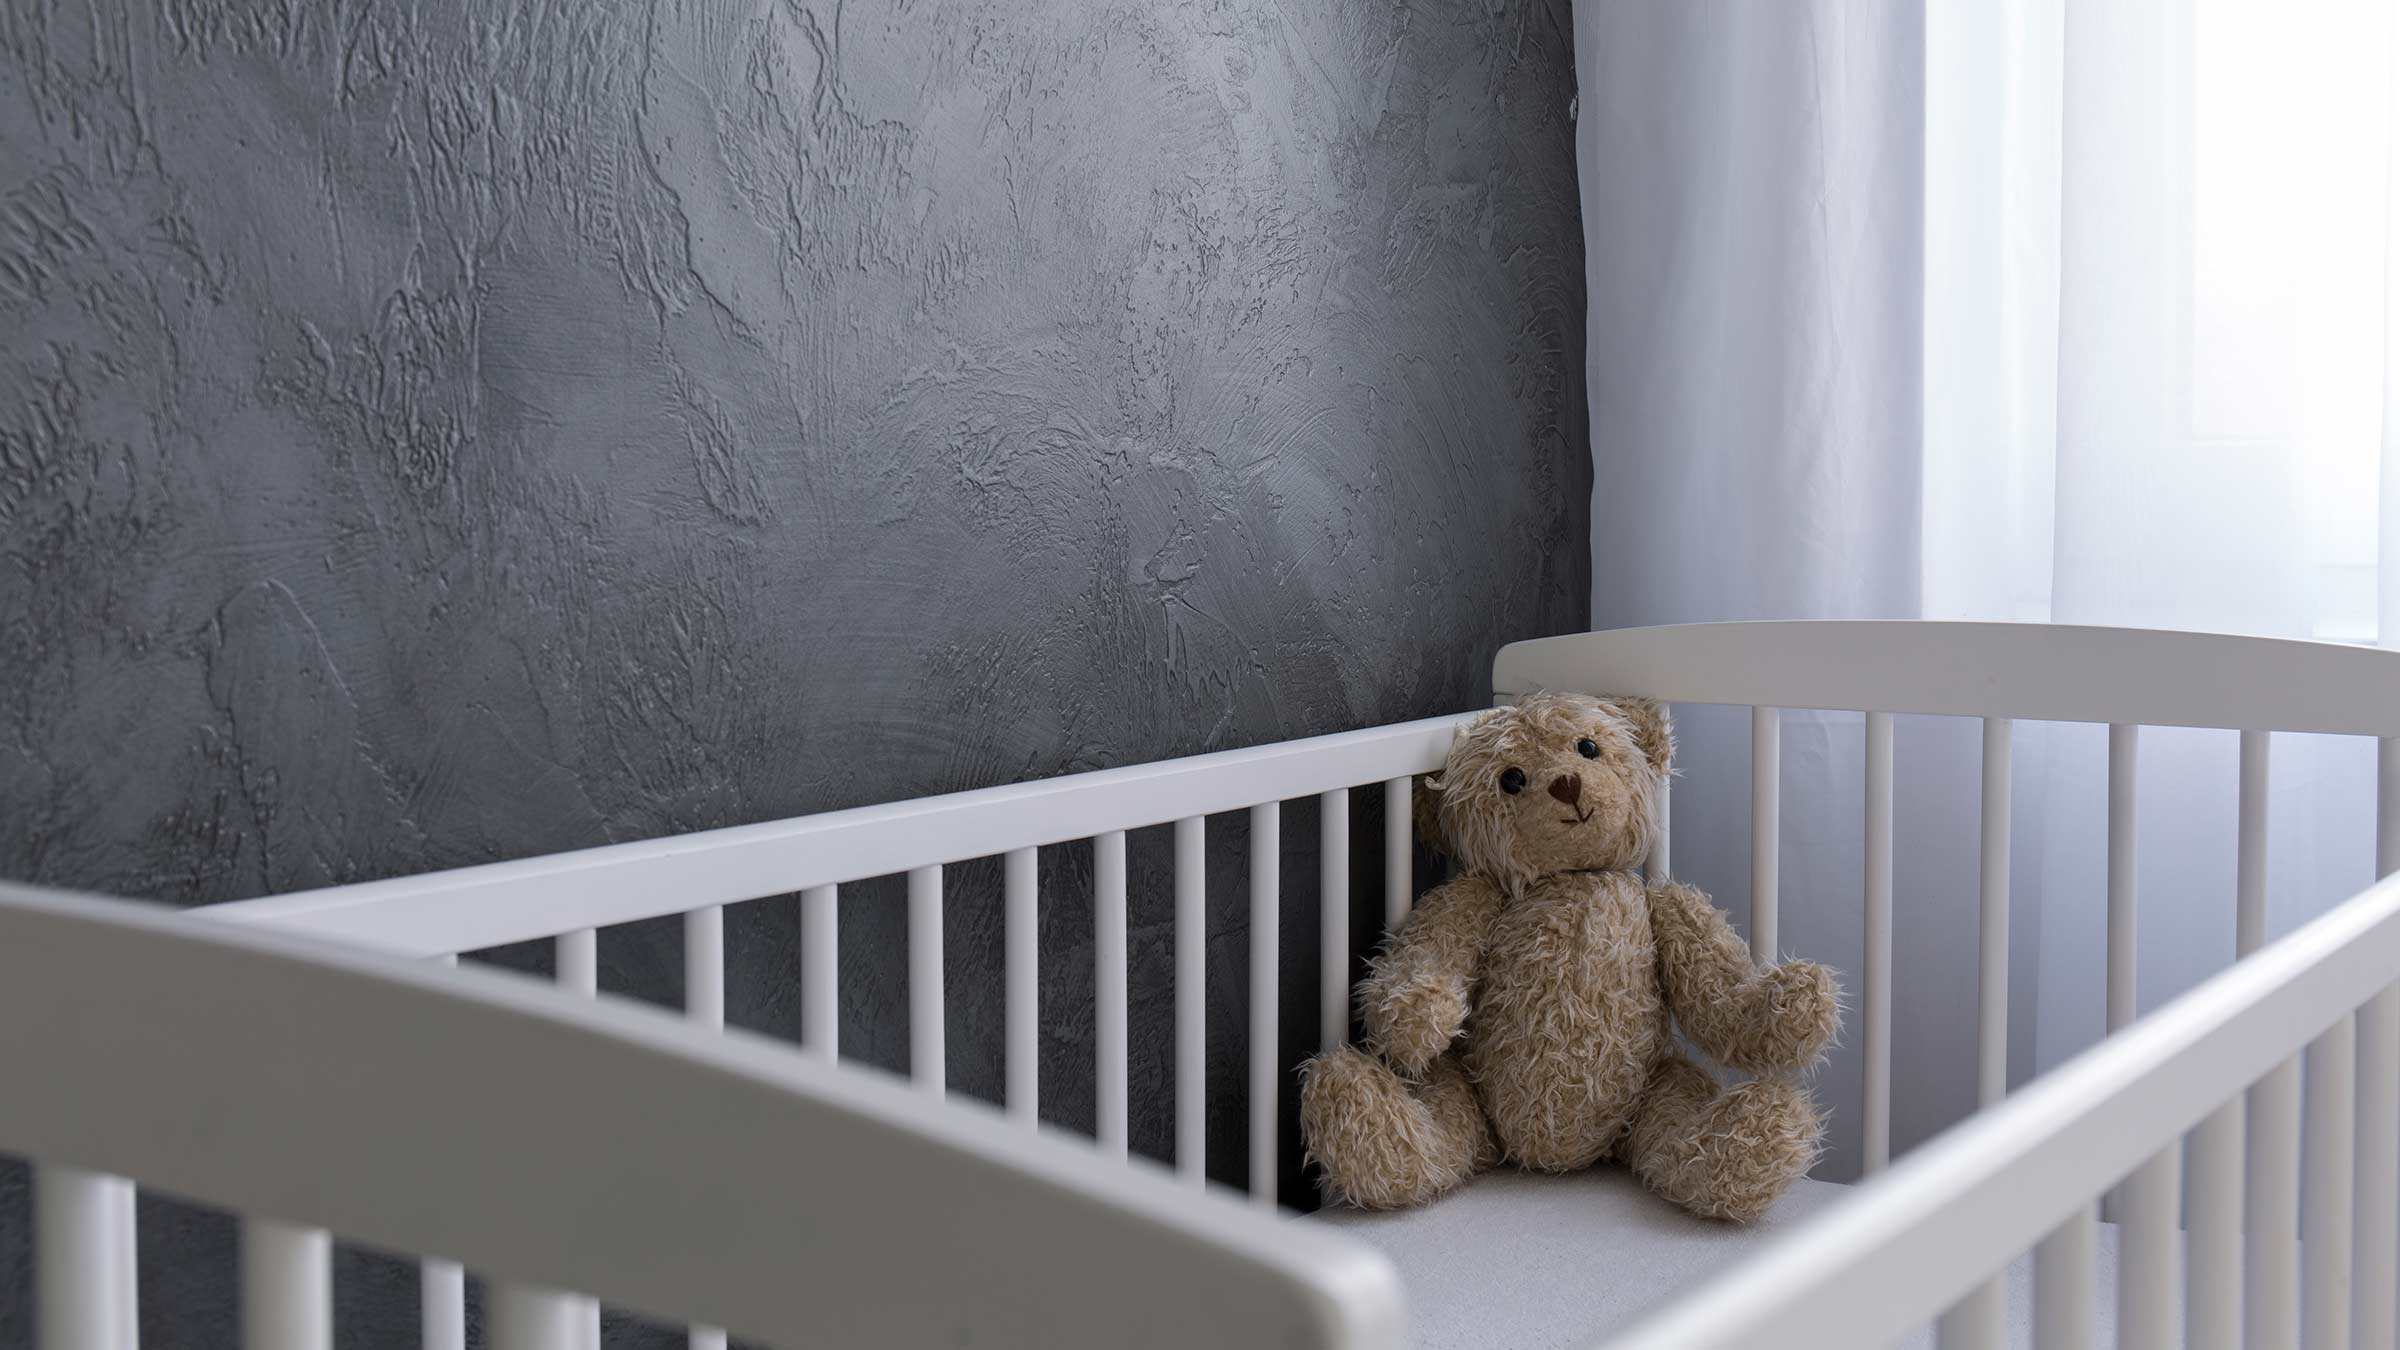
(1298, 691, 1838, 1222)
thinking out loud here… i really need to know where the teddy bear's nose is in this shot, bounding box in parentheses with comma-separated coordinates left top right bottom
(1548, 773, 1583, 807)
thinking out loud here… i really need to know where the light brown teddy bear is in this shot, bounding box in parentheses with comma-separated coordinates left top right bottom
(1299, 691, 1838, 1222)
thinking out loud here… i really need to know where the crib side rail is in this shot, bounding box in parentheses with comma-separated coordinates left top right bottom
(0, 883, 1404, 1350)
(1495, 620, 2400, 735)
(202, 712, 1468, 957)
(1610, 866, 2400, 1350)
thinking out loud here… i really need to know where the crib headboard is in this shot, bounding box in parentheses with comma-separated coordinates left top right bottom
(0, 883, 1402, 1350)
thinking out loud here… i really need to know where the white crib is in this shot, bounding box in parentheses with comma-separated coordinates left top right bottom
(6, 620, 2400, 1349)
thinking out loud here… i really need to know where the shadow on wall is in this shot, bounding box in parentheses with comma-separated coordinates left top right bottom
(0, 0, 1586, 1343)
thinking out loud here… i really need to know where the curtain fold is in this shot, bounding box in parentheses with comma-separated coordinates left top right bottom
(1579, 0, 2400, 1179)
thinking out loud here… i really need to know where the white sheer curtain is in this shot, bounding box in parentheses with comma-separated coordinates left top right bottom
(1578, 0, 2400, 1180)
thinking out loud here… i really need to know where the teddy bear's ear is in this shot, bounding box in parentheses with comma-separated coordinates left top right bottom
(1611, 696, 1675, 776)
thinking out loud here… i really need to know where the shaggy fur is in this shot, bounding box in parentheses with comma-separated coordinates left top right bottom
(1299, 692, 1839, 1223)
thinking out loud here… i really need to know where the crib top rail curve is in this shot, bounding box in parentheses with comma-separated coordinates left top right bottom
(1607, 862, 2400, 1349)
(1496, 621, 2400, 736)
(203, 712, 1471, 957)
(0, 882, 1404, 1350)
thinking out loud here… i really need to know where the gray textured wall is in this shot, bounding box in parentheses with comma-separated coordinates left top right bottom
(0, 0, 1586, 1342)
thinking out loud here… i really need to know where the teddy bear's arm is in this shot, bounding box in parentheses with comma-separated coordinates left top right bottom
(1648, 880, 1841, 1076)
(1355, 875, 1506, 1076)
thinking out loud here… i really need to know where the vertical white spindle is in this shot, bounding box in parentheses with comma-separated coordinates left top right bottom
(1320, 788, 1350, 1052)
(1750, 706, 1780, 962)
(1934, 1281, 2003, 1350)
(484, 944, 598, 1349)
(1863, 711, 1894, 1174)
(1175, 818, 1206, 1184)
(2358, 984, 2399, 1350)
(1007, 848, 1039, 1128)
(802, 884, 839, 1062)
(243, 1219, 331, 1350)
(685, 907, 724, 1030)
(109, 1178, 135, 1350)
(2361, 736, 2400, 1350)
(2107, 724, 2139, 1035)
(1250, 801, 1281, 1209)
(2121, 1143, 2181, 1350)
(2252, 1055, 2304, 1350)
(683, 910, 728, 1350)
(37, 1165, 127, 1350)
(488, 1286, 585, 1350)
(1096, 832, 1129, 1158)
(2101, 722, 2136, 1225)
(2188, 1097, 2246, 1350)
(2033, 1202, 2098, 1350)
(557, 928, 596, 996)
(2243, 732, 2297, 1348)
(424, 953, 465, 1350)
(554, 933, 601, 1350)
(1979, 717, 2012, 1108)
(2304, 1013, 2358, 1350)
(910, 866, 944, 1095)
(1383, 776, 1412, 927)
(2240, 731, 2271, 955)
(421, 1259, 464, 1350)
(1648, 770, 1672, 881)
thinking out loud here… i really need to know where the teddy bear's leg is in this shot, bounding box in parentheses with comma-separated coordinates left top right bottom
(1619, 1054, 1823, 1223)
(1300, 1045, 1495, 1209)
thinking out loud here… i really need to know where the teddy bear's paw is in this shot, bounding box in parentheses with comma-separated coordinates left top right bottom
(1628, 1075, 1824, 1224)
(1360, 972, 1469, 1078)
(1300, 1045, 1489, 1209)
(1761, 959, 1841, 1065)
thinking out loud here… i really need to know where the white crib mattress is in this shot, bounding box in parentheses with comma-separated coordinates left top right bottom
(1311, 1167, 2127, 1349)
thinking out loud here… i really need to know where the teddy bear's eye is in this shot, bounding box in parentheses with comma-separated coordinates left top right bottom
(1577, 737, 1601, 759)
(1498, 767, 1527, 795)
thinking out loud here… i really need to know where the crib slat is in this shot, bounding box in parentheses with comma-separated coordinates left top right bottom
(2251, 1054, 2304, 1350)
(1250, 801, 1280, 1209)
(1863, 710, 1893, 1174)
(1174, 818, 1205, 1184)
(1383, 776, 1412, 927)
(423, 953, 466, 1350)
(2361, 738, 2400, 1350)
(489, 1285, 586, 1350)
(1979, 717, 2011, 1108)
(243, 1218, 331, 1350)
(37, 1164, 130, 1350)
(2357, 983, 2400, 1350)
(2188, 1096, 2245, 1350)
(802, 884, 838, 1062)
(1320, 788, 1350, 1052)
(1648, 770, 1672, 881)
(685, 907, 724, 1030)
(1007, 847, 1039, 1128)
(1932, 1280, 2002, 1350)
(2121, 1143, 2181, 1350)
(2304, 1012, 2358, 1350)
(1097, 831, 1128, 1158)
(421, 1259, 465, 1350)
(2240, 731, 2271, 954)
(557, 928, 597, 997)
(682, 909, 729, 1350)
(910, 866, 944, 1095)
(1750, 706, 1779, 962)
(2033, 1202, 2097, 1350)
(2108, 724, 2138, 1035)
(111, 1177, 135, 1350)
(554, 933, 602, 1350)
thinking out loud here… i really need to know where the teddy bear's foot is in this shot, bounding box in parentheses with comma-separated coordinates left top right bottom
(1621, 1054, 1824, 1223)
(1299, 1045, 1494, 1209)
